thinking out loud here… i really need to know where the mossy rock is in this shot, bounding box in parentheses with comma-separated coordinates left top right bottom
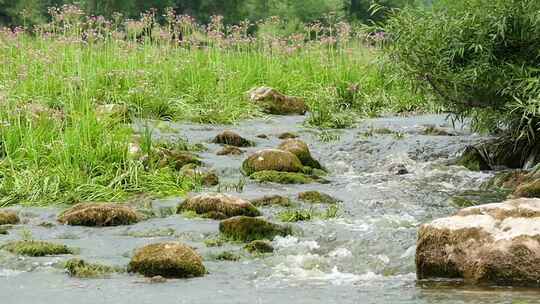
(514, 180, 540, 198)
(180, 165, 219, 187)
(244, 240, 274, 254)
(212, 130, 254, 147)
(128, 242, 206, 278)
(248, 87, 308, 115)
(457, 146, 491, 171)
(450, 189, 510, 207)
(297, 191, 339, 204)
(278, 132, 299, 140)
(278, 139, 322, 170)
(242, 149, 303, 176)
(58, 203, 141, 227)
(219, 216, 292, 242)
(250, 170, 316, 184)
(156, 149, 202, 170)
(0, 210, 19, 225)
(2, 240, 73, 256)
(65, 258, 120, 278)
(483, 170, 528, 190)
(178, 193, 260, 219)
(217, 145, 244, 156)
(251, 195, 291, 207)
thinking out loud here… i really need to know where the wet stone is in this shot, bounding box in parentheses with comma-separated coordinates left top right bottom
(216, 145, 244, 156)
(177, 193, 261, 219)
(242, 149, 303, 176)
(58, 203, 141, 227)
(219, 216, 292, 242)
(212, 130, 254, 147)
(128, 242, 206, 278)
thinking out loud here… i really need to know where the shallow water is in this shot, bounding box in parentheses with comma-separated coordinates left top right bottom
(1, 114, 539, 304)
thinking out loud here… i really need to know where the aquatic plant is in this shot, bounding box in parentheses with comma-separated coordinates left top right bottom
(65, 258, 122, 278)
(2, 240, 73, 256)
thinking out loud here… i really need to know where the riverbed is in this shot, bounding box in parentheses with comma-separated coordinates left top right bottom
(1, 114, 538, 304)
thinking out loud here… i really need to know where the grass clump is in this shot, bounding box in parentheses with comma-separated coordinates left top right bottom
(278, 205, 339, 222)
(2, 240, 73, 256)
(204, 238, 225, 247)
(65, 258, 121, 278)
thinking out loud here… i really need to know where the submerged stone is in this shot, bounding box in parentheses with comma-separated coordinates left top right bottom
(297, 191, 339, 204)
(242, 149, 303, 176)
(65, 258, 119, 278)
(248, 86, 308, 115)
(251, 195, 291, 207)
(250, 170, 315, 184)
(244, 240, 274, 254)
(219, 216, 292, 242)
(278, 132, 299, 139)
(177, 193, 261, 219)
(2, 240, 73, 256)
(58, 203, 141, 227)
(128, 242, 206, 278)
(416, 198, 540, 287)
(0, 210, 19, 225)
(278, 139, 322, 170)
(216, 145, 244, 156)
(212, 130, 254, 147)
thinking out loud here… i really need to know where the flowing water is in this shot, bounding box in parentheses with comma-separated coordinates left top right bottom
(1, 114, 539, 304)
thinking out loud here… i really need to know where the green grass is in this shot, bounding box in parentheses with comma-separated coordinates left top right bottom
(0, 10, 429, 206)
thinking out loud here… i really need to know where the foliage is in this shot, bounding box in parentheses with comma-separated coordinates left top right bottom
(384, 0, 540, 151)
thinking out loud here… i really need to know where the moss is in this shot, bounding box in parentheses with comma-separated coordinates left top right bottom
(154, 148, 202, 170)
(219, 216, 292, 242)
(242, 149, 303, 176)
(58, 203, 141, 227)
(212, 130, 254, 147)
(514, 180, 540, 198)
(244, 240, 274, 254)
(298, 191, 339, 204)
(204, 238, 224, 247)
(482, 170, 527, 190)
(177, 193, 261, 219)
(278, 209, 313, 222)
(180, 166, 219, 187)
(278, 132, 299, 139)
(2, 240, 73, 256)
(278, 139, 323, 170)
(450, 189, 510, 207)
(251, 195, 291, 207)
(128, 242, 206, 278)
(0, 210, 20, 225)
(215, 251, 240, 261)
(250, 170, 315, 184)
(457, 146, 491, 171)
(217, 145, 244, 156)
(65, 258, 121, 278)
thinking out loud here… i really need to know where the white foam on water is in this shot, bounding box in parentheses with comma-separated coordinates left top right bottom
(273, 236, 320, 251)
(0, 269, 23, 277)
(334, 218, 371, 232)
(328, 248, 352, 259)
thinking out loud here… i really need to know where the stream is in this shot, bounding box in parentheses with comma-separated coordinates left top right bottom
(1, 114, 539, 304)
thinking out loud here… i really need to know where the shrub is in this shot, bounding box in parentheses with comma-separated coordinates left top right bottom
(384, 0, 540, 164)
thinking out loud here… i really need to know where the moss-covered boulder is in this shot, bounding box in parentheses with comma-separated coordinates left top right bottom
(219, 216, 292, 242)
(212, 130, 253, 147)
(278, 139, 322, 169)
(2, 240, 73, 256)
(0, 210, 19, 225)
(298, 191, 339, 204)
(457, 146, 491, 171)
(514, 180, 540, 198)
(157, 149, 202, 170)
(58, 203, 141, 227)
(416, 198, 540, 286)
(217, 145, 244, 156)
(242, 149, 303, 176)
(248, 86, 308, 115)
(128, 242, 206, 278)
(244, 240, 274, 254)
(251, 195, 291, 207)
(250, 171, 316, 184)
(65, 258, 120, 278)
(180, 165, 219, 187)
(177, 193, 260, 219)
